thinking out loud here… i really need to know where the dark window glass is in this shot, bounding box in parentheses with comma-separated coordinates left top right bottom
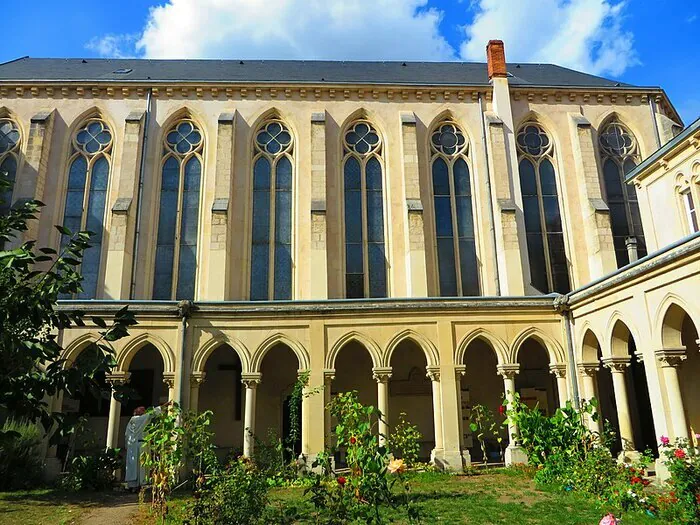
(79, 156, 109, 299)
(538, 159, 557, 196)
(274, 156, 293, 300)
(365, 157, 386, 297)
(459, 238, 480, 296)
(153, 156, 180, 299)
(603, 159, 624, 199)
(176, 157, 201, 300)
(62, 156, 88, 248)
(344, 156, 364, 297)
(437, 238, 457, 297)
(251, 157, 272, 300)
(519, 159, 537, 196)
(453, 158, 471, 196)
(367, 242, 387, 298)
(0, 155, 17, 214)
(434, 196, 453, 237)
(250, 243, 270, 301)
(526, 233, 549, 293)
(432, 157, 449, 196)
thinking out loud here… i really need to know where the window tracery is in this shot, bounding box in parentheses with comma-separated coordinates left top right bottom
(0, 118, 21, 215)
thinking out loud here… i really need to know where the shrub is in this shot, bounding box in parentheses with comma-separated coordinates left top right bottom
(388, 412, 422, 467)
(468, 404, 504, 463)
(59, 447, 121, 491)
(658, 437, 700, 524)
(0, 419, 44, 490)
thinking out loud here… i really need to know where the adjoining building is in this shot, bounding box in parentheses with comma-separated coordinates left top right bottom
(0, 41, 697, 474)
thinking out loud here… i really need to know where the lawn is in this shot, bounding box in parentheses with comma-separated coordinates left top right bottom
(133, 468, 667, 524)
(0, 489, 96, 525)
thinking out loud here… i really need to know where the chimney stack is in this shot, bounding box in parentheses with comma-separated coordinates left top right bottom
(486, 40, 507, 80)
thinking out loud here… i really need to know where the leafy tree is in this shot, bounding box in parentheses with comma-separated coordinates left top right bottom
(0, 170, 136, 444)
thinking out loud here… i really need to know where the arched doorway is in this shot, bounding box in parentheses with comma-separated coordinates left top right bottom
(198, 344, 243, 459)
(516, 338, 557, 415)
(460, 338, 507, 463)
(388, 340, 435, 461)
(679, 314, 700, 437)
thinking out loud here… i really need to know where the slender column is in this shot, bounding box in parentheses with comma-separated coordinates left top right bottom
(105, 373, 130, 450)
(578, 362, 603, 433)
(372, 367, 392, 445)
(323, 369, 335, 448)
(497, 364, 527, 464)
(602, 357, 635, 452)
(189, 372, 206, 413)
(299, 369, 311, 457)
(655, 349, 689, 441)
(163, 373, 176, 403)
(549, 363, 569, 408)
(454, 365, 467, 452)
(427, 367, 444, 459)
(241, 373, 262, 457)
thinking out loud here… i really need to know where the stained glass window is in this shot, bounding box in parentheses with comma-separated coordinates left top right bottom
(598, 118, 646, 266)
(516, 122, 570, 294)
(60, 118, 113, 299)
(153, 119, 203, 300)
(250, 119, 294, 300)
(0, 118, 21, 215)
(343, 120, 386, 298)
(430, 121, 479, 296)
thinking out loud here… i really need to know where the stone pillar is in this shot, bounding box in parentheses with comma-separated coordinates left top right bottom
(550, 363, 569, 408)
(400, 112, 428, 297)
(578, 362, 603, 433)
(323, 369, 335, 449)
(602, 357, 635, 453)
(435, 320, 464, 471)
(454, 365, 467, 453)
(498, 364, 527, 464)
(105, 373, 130, 450)
(299, 369, 311, 459)
(373, 367, 392, 445)
(189, 372, 206, 413)
(567, 113, 617, 281)
(427, 367, 444, 461)
(310, 113, 328, 299)
(242, 373, 261, 457)
(103, 111, 145, 299)
(163, 372, 176, 403)
(655, 349, 689, 441)
(13, 110, 55, 244)
(208, 113, 236, 299)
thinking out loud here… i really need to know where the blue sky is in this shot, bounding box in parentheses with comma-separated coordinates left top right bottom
(2, 0, 698, 122)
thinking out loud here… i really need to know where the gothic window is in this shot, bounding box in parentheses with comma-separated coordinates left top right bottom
(0, 118, 21, 215)
(60, 118, 113, 299)
(517, 122, 571, 294)
(250, 119, 294, 301)
(598, 119, 646, 266)
(153, 119, 203, 300)
(343, 120, 387, 298)
(430, 121, 480, 296)
(675, 173, 700, 235)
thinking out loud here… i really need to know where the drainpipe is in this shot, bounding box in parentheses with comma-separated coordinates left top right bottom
(129, 88, 153, 299)
(479, 93, 501, 296)
(175, 300, 192, 407)
(554, 294, 580, 409)
(648, 96, 662, 149)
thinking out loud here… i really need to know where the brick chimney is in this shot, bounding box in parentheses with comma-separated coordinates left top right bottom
(486, 40, 507, 79)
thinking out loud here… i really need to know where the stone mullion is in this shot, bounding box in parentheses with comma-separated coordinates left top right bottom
(401, 112, 427, 296)
(104, 111, 144, 299)
(568, 114, 616, 280)
(207, 113, 235, 300)
(310, 113, 328, 299)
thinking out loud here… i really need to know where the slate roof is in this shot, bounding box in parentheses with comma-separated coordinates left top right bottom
(0, 57, 639, 88)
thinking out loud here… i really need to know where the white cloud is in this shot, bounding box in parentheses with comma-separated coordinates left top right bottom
(459, 0, 638, 77)
(86, 34, 139, 59)
(122, 0, 454, 61)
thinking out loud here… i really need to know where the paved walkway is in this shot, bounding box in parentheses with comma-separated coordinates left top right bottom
(79, 493, 139, 525)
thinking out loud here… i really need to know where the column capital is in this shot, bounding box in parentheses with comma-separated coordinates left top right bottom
(655, 348, 687, 368)
(454, 364, 466, 379)
(323, 368, 336, 384)
(372, 367, 393, 383)
(634, 351, 645, 363)
(549, 363, 568, 378)
(577, 361, 600, 376)
(601, 356, 630, 372)
(190, 371, 207, 386)
(241, 372, 262, 388)
(426, 366, 441, 382)
(106, 372, 131, 386)
(162, 372, 176, 389)
(497, 363, 520, 379)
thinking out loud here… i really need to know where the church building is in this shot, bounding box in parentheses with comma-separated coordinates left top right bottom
(0, 40, 698, 473)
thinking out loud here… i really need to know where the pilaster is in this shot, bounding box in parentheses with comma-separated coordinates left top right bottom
(207, 112, 236, 299)
(310, 112, 328, 299)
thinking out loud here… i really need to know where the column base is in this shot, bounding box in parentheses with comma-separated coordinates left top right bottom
(504, 444, 528, 466)
(617, 449, 641, 465)
(300, 453, 335, 474)
(43, 457, 62, 482)
(654, 458, 670, 481)
(432, 448, 466, 473)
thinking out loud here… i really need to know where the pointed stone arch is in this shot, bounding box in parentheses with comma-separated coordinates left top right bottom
(192, 335, 251, 374)
(326, 331, 382, 369)
(595, 110, 649, 158)
(339, 108, 388, 148)
(580, 328, 602, 363)
(607, 316, 638, 358)
(251, 333, 310, 373)
(117, 333, 176, 373)
(510, 326, 565, 364)
(657, 298, 698, 349)
(61, 332, 114, 368)
(384, 329, 439, 367)
(455, 328, 508, 366)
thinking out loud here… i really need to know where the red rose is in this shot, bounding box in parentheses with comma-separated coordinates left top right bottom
(498, 405, 506, 416)
(337, 476, 346, 486)
(630, 476, 642, 484)
(350, 436, 357, 445)
(674, 449, 686, 459)
(642, 479, 650, 487)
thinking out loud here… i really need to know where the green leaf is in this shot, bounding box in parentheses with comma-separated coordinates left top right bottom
(55, 225, 72, 236)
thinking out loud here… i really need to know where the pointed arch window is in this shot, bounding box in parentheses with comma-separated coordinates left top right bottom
(59, 118, 112, 299)
(598, 119, 646, 266)
(0, 118, 21, 215)
(153, 119, 203, 300)
(430, 121, 480, 296)
(250, 119, 294, 301)
(343, 120, 387, 298)
(517, 122, 571, 294)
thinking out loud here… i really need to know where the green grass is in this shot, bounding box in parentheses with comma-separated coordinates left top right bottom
(136, 468, 668, 524)
(0, 488, 97, 525)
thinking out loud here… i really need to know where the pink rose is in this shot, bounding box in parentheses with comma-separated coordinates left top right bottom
(674, 449, 686, 459)
(599, 513, 618, 525)
(660, 435, 670, 446)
